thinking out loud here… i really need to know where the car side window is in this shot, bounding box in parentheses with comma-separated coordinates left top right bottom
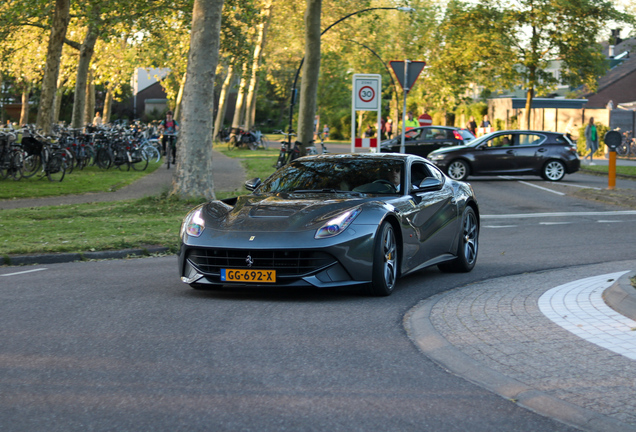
(518, 134, 544, 146)
(406, 129, 422, 140)
(427, 163, 445, 182)
(410, 162, 431, 189)
(427, 128, 447, 140)
(485, 134, 514, 148)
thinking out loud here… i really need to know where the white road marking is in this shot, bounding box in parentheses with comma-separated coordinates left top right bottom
(538, 272, 636, 360)
(516, 180, 566, 195)
(483, 225, 518, 228)
(559, 182, 603, 190)
(482, 211, 636, 219)
(1, 268, 48, 277)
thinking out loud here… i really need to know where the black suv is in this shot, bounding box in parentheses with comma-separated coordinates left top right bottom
(427, 130, 580, 181)
(380, 126, 475, 157)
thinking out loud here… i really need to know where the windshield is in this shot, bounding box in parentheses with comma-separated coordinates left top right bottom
(259, 158, 405, 194)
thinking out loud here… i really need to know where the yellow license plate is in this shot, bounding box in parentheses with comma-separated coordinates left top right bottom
(221, 268, 276, 283)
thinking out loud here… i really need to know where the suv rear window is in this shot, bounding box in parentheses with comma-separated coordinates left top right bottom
(458, 129, 475, 141)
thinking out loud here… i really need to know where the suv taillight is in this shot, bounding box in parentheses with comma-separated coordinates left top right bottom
(453, 130, 463, 141)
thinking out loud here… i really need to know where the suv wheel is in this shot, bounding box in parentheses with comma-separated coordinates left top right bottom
(447, 160, 469, 181)
(542, 160, 565, 181)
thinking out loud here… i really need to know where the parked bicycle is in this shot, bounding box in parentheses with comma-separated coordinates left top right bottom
(616, 130, 636, 157)
(228, 127, 260, 151)
(0, 130, 23, 180)
(273, 130, 301, 169)
(20, 128, 66, 181)
(318, 131, 329, 154)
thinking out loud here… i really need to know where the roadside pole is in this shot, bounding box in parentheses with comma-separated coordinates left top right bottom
(609, 151, 617, 190)
(400, 60, 410, 154)
(389, 60, 426, 154)
(351, 74, 381, 153)
(604, 130, 621, 190)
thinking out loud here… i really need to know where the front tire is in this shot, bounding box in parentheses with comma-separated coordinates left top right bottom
(130, 148, 149, 171)
(542, 160, 565, 181)
(367, 221, 399, 296)
(447, 159, 469, 181)
(438, 206, 478, 273)
(46, 153, 66, 182)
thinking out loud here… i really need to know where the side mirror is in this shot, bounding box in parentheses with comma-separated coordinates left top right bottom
(245, 178, 262, 191)
(412, 177, 442, 193)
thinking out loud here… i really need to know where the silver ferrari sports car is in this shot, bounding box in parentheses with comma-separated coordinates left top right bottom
(178, 153, 479, 296)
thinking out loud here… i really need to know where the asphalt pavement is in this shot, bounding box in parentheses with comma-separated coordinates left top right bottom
(2, 149, 636, 431)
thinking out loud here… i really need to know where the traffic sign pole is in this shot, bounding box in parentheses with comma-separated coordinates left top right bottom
(351, 74, 382, 152)
(390, 59, 425, 154)
(400, 60, 410, 154)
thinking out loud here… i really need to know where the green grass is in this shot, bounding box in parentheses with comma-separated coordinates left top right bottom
(580, 164, 636, 177)
(1, 147, 279, 257)
(0, 195, 203, 255)
(0, 162, 163, 200)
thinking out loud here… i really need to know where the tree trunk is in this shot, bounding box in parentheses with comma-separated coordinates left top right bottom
(19, 83, 31, 126)
(103, 86, 113, 124)
(171, 0, 225, 200)
(52, 75, 67, 125)
(84, 71, 95, 125)
(71, 24, 99, 128)
(36, 0, 70, 134)
(53, 88, 64, 125)
(231, 74, 248, 128)
(213, 64, 234, 141)
(525, 87, 534, 130)
(244, 0, 273, 130)
(248, 81, 259, 128)
(297, 0, 321, 151)
(174, 72, 187, 121)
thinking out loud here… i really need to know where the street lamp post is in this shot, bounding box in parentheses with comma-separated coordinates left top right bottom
(287, 6, 414, 148)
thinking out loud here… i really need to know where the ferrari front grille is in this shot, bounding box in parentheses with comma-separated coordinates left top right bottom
(186, 248, 336, 277)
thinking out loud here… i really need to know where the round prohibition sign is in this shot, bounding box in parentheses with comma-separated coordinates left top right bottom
(359, 85, 375, 103)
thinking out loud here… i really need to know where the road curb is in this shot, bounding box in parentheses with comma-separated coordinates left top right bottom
(603, 271, 636, 321)
(1, 246, 171, 267)
(404, 286, 636, 432)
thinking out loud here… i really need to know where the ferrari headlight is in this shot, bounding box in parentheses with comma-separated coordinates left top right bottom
(181, 208, 205, 237)
(315, 208, 361, 239)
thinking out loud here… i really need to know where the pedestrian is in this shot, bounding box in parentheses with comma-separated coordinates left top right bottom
(466, 116, 477, 136)
(364, 124, 374, 138)
(322, 124, 330, 142)
(584, 117, 599, 164)
(386, 119, 393, 140)
(93, 112, 102, 126)
(480, 114, 491, 128)
(405, 111, 419, 131)
(159, 110, 180, 163)
(380, 117, 386, 139)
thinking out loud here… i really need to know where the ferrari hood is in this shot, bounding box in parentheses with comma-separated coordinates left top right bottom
(203, 193, 365, 232)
